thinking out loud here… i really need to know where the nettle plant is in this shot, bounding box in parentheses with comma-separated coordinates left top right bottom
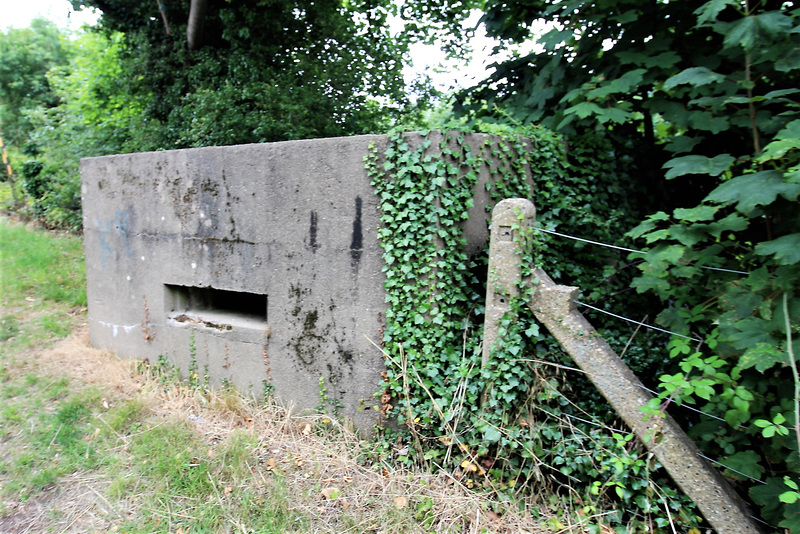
(366, 127, 700, 531)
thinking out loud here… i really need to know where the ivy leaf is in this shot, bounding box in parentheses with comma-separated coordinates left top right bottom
(754, 233, 800, 265)
(738, 342, 787, 372)
(524, 323, 540, 338)
(663, 154, 734, 179)
(663, 67, 725, 90)
(705, 170, 800, 213)
(483, 426, 502, 443)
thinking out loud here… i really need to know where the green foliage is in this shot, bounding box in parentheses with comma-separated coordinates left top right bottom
(0, 221, 86, 358)
(625, 2, 799, 526)
(78, 0, 415, 149)
(367, 128, 697, 530)
(0, 382, 105, 496)
(2, 2, 442, 229)
(17, 30, 163, 229)
(412, 0, 800, 527)
(0, 24, 148, 229)
(126, 423, 214, 497)
(0, 19, 70, 146)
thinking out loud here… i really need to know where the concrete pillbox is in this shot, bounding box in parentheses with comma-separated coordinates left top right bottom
(81, 132, 533, 432)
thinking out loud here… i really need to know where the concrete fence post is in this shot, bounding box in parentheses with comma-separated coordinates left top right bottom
(481, 198, 536, 369)
(482, 198, 762, 534)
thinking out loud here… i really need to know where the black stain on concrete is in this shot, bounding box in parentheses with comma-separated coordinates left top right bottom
(288, 284, 328, 368)
(350, 196, 363, 266)
(304, 309, 319, 331)
(309, 211, 319, 252)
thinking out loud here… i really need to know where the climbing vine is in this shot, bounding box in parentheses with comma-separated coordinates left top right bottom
(366, 127, 699, 531)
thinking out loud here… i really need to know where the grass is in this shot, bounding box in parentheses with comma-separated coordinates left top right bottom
(0, 217, 554, 533)
(0, 220, 86, 308)
(0, 218, 86, 356)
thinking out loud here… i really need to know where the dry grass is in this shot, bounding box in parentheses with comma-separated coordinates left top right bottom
(1, 326, 557, 533)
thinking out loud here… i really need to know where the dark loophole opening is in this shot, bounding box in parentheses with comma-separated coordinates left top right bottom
(166, 284, 267, 325)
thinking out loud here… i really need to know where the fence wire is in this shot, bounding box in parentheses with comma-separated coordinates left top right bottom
(576, 300, 703, 342)
(535, 226, 750, 275)
(695, 453, 767, 485)
(524, 225, 772, 493)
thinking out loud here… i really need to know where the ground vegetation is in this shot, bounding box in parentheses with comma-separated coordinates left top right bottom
(390, 0, 800, 529)
(1, 0, 799, 530)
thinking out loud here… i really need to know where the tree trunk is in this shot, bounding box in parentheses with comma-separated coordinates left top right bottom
(187, 0, 208, 50)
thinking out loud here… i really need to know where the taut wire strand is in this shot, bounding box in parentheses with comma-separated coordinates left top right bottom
(575, 300, 703, 342)
(535, 226, 749, 275)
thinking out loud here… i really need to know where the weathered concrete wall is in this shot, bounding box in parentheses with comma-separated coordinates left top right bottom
(81, 132, 524, 432)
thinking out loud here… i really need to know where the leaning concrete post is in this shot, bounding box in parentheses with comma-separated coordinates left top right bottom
(482, 198, 762, 534)
(481, 198, 536, 369)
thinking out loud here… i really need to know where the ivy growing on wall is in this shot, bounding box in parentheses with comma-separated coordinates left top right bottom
(366, 127, 700, 531)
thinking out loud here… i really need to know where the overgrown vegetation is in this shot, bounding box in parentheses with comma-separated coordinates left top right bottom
(1, 2, 429, 228)
(393, 0, 800, 529)
(366, 127, 700, 532)
(0, 221, 86, 356)
(2, 0, 799, 530)
(459, 1, 800, 529)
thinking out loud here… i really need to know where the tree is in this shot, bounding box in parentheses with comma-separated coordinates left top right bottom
(21, 30, 153, 229)
(68, 0, 418, 148)
(0, 18, 71, 147)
